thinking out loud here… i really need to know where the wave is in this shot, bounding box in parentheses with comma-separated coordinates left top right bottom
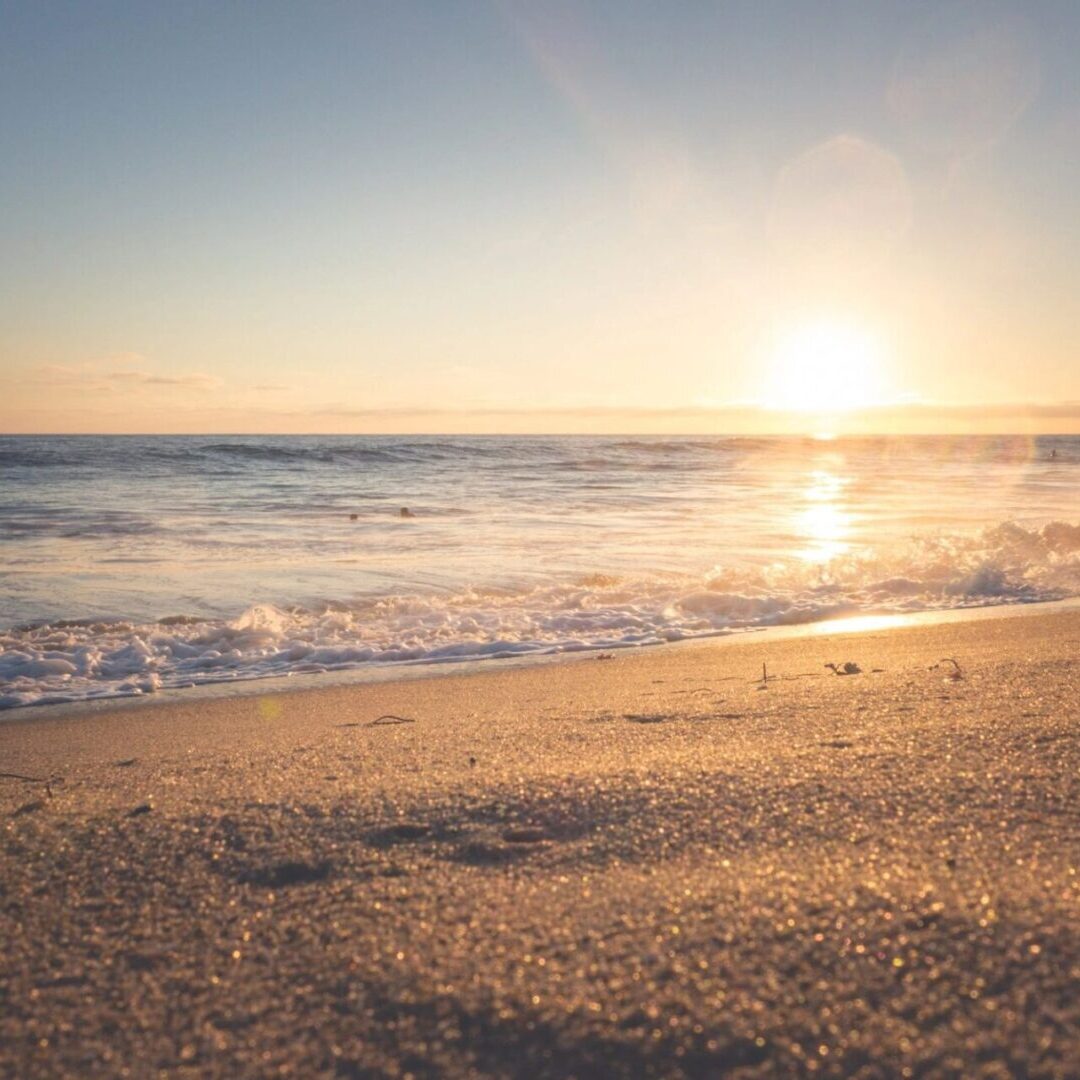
(609, 438, 749, 454)
(0, 436, 796, 474)
(1, 510, 161, 540)
(199, 440, 505, 467)
(201, 442, 345, 464)
(2, 520, 1077, 711)
(0, 439, 494, 471)
(0, 448, 82, 468)
(5, 436, 1069, 480)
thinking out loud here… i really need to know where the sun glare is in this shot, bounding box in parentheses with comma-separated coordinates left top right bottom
(767, 320, 888, 413)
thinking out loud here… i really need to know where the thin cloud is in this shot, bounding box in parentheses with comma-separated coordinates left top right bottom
(860, 401, 1080, 420)
(105, 371, 221, 389)
(33, 364, 221, 392)
(36, 364, 92, 380)
(284, 401, 1080, 421)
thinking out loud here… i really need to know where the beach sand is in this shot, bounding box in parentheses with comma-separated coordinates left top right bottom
(2, 607, 1079, 1078)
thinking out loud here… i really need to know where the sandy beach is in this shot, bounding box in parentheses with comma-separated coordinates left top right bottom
(2, 606, 1079, 1078)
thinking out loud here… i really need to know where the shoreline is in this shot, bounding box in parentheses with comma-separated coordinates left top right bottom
(7, 592, 1079, 726)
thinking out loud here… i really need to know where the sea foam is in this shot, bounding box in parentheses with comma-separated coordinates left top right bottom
(2, 520, 1077, 710)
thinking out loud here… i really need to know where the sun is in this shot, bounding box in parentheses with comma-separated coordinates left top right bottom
(767, 320, 889, 413)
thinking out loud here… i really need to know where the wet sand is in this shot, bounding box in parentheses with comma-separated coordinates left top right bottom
(2, 608, 1079, 1078)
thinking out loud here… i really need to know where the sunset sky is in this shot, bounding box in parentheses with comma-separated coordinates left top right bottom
(2, 0, 1078, 433)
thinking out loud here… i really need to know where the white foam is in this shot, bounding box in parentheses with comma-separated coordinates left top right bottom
(2, 520, 1077, 711)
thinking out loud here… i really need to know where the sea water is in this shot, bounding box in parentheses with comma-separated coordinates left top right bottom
(1, 434, 1077, 709)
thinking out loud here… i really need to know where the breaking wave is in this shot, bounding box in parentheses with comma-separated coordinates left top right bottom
(2, 520, 1077, 711)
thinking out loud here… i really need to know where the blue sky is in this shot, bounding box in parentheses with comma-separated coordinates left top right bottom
(2, 1, 1078, 432)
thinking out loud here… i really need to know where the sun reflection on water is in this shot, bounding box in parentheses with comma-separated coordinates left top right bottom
(795, 468, 852, 563)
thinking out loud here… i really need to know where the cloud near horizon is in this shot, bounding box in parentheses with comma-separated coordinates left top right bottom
(2, 396, 1077, 435)
(287, 401, 1080, 421)
(31, 363, 222, 392)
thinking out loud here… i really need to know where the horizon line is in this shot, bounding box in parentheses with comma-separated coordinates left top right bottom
(3, 430, 1077, 438)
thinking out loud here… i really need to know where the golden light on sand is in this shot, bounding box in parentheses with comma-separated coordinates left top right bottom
(808, 612, 909, 635)
(768, 320, 888, 414)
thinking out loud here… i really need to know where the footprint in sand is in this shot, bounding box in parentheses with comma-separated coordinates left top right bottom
(369, 822, 432, 845)
(240, 860, 332, 888)
(502, 826, 548, 844)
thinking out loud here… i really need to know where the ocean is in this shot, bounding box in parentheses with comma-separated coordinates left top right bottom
(1, 433, 1077, 709)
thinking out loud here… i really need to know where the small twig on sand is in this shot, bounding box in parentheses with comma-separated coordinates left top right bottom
(747, 666, 826, 685)
(931, 657, 964, 681)
(1, 771, 62, 799)
(595, 652, 615, 660)
(750, 663, 778, 686)
(336, 714, 416, 729)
